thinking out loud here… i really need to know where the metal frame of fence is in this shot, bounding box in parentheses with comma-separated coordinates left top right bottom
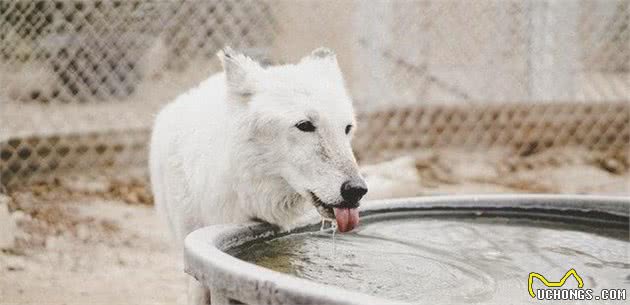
(1, 0, 628, 191)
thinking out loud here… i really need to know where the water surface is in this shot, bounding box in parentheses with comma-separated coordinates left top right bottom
(234, 212, 629, 304)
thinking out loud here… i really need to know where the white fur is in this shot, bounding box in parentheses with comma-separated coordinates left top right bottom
(149, 48, 363, 304)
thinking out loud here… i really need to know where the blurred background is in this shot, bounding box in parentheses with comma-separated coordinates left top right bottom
(0, 0, 628, 304)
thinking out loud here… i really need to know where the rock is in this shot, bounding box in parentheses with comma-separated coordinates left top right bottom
(11, 210, 29, 223)
(0, 194, 16, 249)
(76, 224, 90, 241)
(59, 175, 111, 194)
(3, 255, 26, 272)
(599, 158, 624, 175)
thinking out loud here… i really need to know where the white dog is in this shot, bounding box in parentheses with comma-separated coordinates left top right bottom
(149, 47, 367, 304)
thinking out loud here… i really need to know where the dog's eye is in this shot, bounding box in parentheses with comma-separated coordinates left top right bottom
(345, 124, 352, 135)
(296, 121, 316, 132)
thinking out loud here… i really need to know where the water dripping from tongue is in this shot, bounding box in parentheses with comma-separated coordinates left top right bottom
(319, 218, 337, 257)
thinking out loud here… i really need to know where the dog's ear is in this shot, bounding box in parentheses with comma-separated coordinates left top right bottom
(300, 47, 343, 82)
(217, 47, 261, 100)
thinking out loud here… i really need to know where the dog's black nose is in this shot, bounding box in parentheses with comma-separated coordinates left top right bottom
(340, 180, 368, 204)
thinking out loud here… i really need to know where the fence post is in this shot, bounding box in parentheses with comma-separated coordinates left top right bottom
(0, 194, 15, 249)
(354, 0, 394, 110)
(528, 0, 579, 102)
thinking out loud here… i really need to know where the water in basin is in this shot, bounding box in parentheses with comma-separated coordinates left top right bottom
(233, 211, 629, 304)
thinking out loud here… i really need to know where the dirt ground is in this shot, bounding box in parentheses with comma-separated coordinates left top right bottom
(0, 171, 187, 305)
(0, 192, 186, 304)
(0, 147, 628, 305)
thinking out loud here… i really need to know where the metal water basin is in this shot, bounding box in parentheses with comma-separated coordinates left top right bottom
(184, 195, 629, 305)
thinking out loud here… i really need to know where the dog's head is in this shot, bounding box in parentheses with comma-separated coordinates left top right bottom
(219, 47, 367, 231)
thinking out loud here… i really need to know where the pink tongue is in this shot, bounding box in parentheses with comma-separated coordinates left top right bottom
(333, 208, 359, 232)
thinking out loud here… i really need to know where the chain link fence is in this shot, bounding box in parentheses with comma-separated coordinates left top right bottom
(1, 0, 628, 191)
